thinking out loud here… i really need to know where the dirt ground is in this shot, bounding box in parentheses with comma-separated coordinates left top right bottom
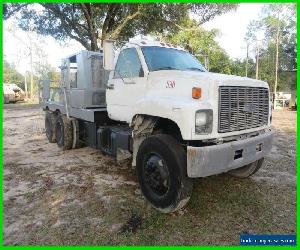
(3, 104, 296, 245)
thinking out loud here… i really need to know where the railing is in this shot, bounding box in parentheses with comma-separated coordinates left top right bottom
(40, 79, 63, 104)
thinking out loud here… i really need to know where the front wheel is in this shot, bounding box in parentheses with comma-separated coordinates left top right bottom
(136, 134, 193, 213)
(228, 158, 264, 178)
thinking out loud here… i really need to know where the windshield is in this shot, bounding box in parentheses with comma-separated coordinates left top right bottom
(141, 46, 206, 72)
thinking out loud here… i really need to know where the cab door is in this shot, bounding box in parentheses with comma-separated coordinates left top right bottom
(106, 47, 147, 123)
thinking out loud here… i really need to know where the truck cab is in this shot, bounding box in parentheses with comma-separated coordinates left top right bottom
(106, 41, 270, 138)
(42, 39, 273, 213)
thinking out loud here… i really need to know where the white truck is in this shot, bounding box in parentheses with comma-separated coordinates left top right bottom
(42, 40, 273, 213)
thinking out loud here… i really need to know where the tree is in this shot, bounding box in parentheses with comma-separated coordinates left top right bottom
(244, 4, 296, 97)
(261, 5, 286, 100)
(6, 22, 50, 98)
(3, 59, 24, 88)
(230, 58, 256, 77)
(4, 3, 237, 51)
(166, 19, 232, 74)
(244, 20, 265, 79)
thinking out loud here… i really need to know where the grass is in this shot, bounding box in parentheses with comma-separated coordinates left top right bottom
(7, 173, 294, 245)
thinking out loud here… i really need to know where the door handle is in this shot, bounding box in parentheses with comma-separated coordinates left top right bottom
(106, 84, 114, 90)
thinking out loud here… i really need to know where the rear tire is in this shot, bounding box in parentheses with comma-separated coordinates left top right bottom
(45, 111, 57, 143)
(55, 114, 73, 150)
(136, 134, 193, 213)
(71, 118, 83, 149)
(228, 158, 264, 178)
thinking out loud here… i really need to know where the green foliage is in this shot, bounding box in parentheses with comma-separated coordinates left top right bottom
(166, 19, 232, 74)
(245, 20, 262, 44)
(240, 4, 296, 92)
(47, 71, 60, 83)
(230, 58, 256, 77)
(4, 3, 237, 51)
(3, 57, 60, 93)
(3, 59, 24, 88)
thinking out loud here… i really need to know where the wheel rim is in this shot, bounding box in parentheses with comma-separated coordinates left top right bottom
(144, 154, 170, 196)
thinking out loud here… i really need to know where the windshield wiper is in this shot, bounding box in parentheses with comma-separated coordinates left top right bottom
(153, 66, 179, 71)
(186, 67, 205, 72)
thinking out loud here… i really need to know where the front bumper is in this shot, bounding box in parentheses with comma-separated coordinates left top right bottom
(187, 130, 273, 177)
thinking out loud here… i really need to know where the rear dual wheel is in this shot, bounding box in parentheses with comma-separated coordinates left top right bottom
(45, 112, 76, 150)
(55, 114, 73, 150)
(45, 111, 57, 143)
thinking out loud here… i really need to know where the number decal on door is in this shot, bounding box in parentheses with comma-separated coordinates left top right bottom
(166, 80, 175, 88)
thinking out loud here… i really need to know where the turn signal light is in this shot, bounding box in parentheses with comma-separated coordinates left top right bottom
(192, 87, 201, 99)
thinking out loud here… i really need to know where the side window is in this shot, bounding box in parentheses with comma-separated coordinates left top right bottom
(114, 48, 144, 79)
(70, 67, 77, 88)
(69, 57, 77, 88)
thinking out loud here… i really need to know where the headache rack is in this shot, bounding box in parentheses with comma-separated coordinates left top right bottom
(218, 86, 269, 133)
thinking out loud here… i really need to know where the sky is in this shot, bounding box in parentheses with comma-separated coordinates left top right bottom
(202, 3, 264, 59)
(3, 3, 264, 74)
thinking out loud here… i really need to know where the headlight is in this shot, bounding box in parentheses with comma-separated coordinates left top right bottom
(195, 110, 213, 134)
(195, 112, 207, 126)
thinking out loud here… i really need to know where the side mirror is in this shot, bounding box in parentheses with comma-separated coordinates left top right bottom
(103, 40, 115, 71)
(58, 65, 67, 70)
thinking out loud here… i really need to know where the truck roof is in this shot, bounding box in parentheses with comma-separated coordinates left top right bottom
(63, 50, 103, 63)
(61, 40, 185, 65)
(123, 40, 185, 51)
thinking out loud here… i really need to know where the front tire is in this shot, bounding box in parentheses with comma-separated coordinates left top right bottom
(55, 114, 73, 150)
(228, 158, 264, 178)
(136, 134, 193, 213)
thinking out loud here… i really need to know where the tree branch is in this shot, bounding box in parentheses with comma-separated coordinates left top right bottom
(3, 3, 29, 19)
(109, 8, 142, 39)
(41, 4, 91, 49)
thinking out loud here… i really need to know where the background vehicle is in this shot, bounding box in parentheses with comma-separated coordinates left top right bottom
(10, 84, 25, 102)
(3, 84, 25, 103)
(42, 40, 273, 213)
(3, 84, 16, 103)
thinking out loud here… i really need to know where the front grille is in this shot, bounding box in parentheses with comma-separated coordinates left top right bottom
(218, 86, 269, 133)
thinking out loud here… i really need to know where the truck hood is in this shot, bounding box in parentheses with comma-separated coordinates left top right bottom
(147, 70, 269, 102)
(148, 70, 268, 87)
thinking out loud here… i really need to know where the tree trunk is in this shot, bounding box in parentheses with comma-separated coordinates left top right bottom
(290, 82, 296, 109)
(274, 13, 280, 105)
(255, 43, 260, 80)
(24, 73, 28, 99)
(89, 9, 98, 51)
(80, 3, 99, 51)
(100, 31, 106, 48)
(90, 34, 98, 51)
(109, 9, 142, 40)
(245, 43, 249, 77)
(30, 40, 34, 99)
